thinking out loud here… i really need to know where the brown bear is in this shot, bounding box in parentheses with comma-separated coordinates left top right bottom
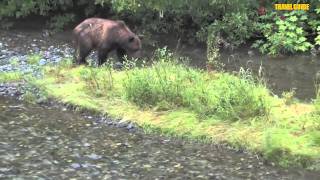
(72, 18, 142, 65)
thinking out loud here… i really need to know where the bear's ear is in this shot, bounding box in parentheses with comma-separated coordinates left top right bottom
(128, 36, 135, 43)
(117, 20, 126, 27)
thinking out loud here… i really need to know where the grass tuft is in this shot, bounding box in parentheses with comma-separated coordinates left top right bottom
(0, 71, 22, 83)
(123, 59, 271, 121)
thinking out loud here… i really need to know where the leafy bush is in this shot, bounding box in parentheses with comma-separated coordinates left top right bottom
(253, 11, 314, 55)
(0, 0, 74, 19)
(48, 13, 75, 32)
(310, 8, 320, 46)
(2, 0, 320, 56)
(0, 0, 258, 44)
(200, 12, 258, 49)
(123, 48, 271, 120)
(0, 0, 86, 31)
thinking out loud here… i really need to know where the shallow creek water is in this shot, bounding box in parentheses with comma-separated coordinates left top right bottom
(1, 28, 320, 101)
(0, 96, 319, 179)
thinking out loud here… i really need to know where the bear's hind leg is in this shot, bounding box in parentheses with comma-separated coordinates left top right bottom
(77, 48, 91, 65)
(76, 39, 92, 65)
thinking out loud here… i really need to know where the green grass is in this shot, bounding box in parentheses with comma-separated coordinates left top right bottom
(124, 60, 271, 121)
(1, 54, 320, 171)
(0, 71, 22, 83)
(315, 86, 320, 113)
(27, 54, 42, 65)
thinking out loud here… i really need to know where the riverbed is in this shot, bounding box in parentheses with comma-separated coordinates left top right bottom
(1, 95, 320, 179)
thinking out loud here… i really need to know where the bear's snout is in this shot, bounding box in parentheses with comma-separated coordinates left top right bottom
(128, 49, 142, 59)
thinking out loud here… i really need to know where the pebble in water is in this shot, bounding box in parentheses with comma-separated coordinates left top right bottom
(70, 163, 81, 169)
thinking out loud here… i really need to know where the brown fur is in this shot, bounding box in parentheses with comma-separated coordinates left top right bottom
(72, 18, 142, 65)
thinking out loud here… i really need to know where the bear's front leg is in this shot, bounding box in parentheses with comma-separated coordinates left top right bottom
(98, 50, 109, 66)
(116, 48, 126, 64)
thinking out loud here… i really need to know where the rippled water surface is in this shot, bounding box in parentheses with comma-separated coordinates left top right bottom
(0, 96, 319, 179)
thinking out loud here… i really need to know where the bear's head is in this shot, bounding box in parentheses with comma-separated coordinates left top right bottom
(124, 35, 142, 59)
(115, 20, 142, 59)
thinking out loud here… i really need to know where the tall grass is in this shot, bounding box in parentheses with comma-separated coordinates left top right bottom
(0, 71, 22, 83)
(123, 49, 271, 121)
(27, 54, 42, 65)
(79, 64, 114, 97)
(315, 85, 320, 113)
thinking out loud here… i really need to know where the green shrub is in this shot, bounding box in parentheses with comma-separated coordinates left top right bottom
(0, 0, 74, 19)
(311, 8, 320, 46)
(48, 13, 75, 32)
(2, 0, 319, 56)
(253, 11, 314, 55)
(201, 12, 257, 49)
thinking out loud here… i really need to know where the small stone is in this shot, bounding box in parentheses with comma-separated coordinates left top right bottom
(33, 47, 40, 53)
(126, 123, 134, 130)
(43, 159, 52, 165)
(247, 50, 254, 57)
(81, 163, 90, 168)
(116, 122, 127, 128)
(106, 121, 113, 125)
(71, 163, 81, 169)
(87, 153, 102, 160)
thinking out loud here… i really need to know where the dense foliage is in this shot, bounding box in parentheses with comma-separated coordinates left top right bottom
(253, 10, 319, 55)
(1, 0, 320, 56)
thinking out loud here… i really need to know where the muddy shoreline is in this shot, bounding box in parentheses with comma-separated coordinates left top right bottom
(0, 82, 138, 132)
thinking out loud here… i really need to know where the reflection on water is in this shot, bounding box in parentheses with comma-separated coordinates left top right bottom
(154, 34, 320, 102)
(0, 96, 319, 179)
(219, 52, 320, 102)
